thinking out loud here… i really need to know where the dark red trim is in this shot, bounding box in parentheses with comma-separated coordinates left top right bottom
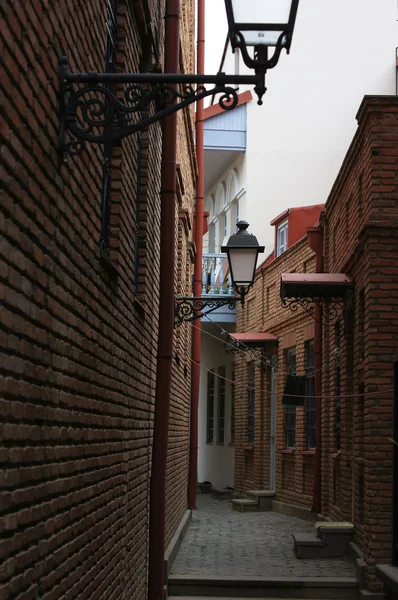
(188, 0, 205, 511)
(203, 89, 252, 120)
(148, 2, 180, 599)
(308, 224, 323, 516)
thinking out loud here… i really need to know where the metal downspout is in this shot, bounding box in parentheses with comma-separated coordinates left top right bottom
(188, 0, 205, 510)
(148, 2, 181, 599)
(308, 223, 324, 515)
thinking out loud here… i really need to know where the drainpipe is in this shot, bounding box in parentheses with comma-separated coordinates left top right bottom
(307, 220, 324, 516)
(188, 0, 205, 510)
(148, 2, 180, 600)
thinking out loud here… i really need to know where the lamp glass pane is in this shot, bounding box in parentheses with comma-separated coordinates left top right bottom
(239, 30, 287, 46)
(228, 248, 257, 285)
(231, 0, 292, 24)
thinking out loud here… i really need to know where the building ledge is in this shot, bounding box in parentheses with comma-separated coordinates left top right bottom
(376, 564, 398, 597)
(280, 273, 354, 301)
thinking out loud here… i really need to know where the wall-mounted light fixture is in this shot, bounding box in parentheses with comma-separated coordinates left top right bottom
(175, 221, 264, 325)
(59, 1, 300, 158)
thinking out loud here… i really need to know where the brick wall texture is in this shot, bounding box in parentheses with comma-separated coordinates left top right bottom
(235, 96, 398, 592)
(0, 1, 196, 599)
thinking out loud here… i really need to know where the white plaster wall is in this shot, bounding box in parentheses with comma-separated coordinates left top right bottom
(198, 322, 235, 489)
(204, 153, 247, 252)
(208, 0, 398, 253)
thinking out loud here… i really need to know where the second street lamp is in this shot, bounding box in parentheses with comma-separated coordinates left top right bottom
(174, 221, 264, 325)
(222, 220, 265, 301)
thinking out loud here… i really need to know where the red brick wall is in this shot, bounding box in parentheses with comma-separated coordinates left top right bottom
(0, 1, 196, 598)
(234, 238, 317, 506)
(322, 96, 398, 591)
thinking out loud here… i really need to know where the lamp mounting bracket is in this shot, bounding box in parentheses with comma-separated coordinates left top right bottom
(174, 295, 242, 327)
(59, 56, 264, 159)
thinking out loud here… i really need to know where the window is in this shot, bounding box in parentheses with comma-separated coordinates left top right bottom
(217, 366, 226, 443)
(247, 362, 255, 445)
(230, 370, 235, 443)
(277, 221, 288, 257)
(284, 347, 296, 448)
(335, 322, 341, 450)
(305, 340, 316, 449)
(206, 371, 215, 443)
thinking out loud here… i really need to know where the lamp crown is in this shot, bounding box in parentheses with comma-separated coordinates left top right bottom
(236, 220, 250, 232)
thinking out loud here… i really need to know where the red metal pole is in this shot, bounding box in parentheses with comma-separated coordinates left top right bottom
(188, 0, 205, 510)
(308, 223, 324, 515)
(148, 2, 180, 599)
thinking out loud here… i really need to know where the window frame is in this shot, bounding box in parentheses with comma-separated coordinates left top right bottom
(217, 366, 226, 444)
(335, 322, 341, 450)
(230, 369, 235, 443)
(305, 340, 316, 450)
(247, 362, 255, 446)
(284, 346, 297, 449)
(206, 371, 215, 444)
(277, 220, 288, 257)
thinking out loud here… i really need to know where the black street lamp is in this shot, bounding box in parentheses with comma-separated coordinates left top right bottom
(59, 2, 300, 158)
(175, 221, 264, 325)
(222, 220, 265, 300)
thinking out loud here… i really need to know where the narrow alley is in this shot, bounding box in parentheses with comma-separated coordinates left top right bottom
(169, 496, 357, 598)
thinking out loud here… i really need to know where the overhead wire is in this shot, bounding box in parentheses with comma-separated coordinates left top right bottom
(190, 356, 393, 400)
(196, 313, 358, 382)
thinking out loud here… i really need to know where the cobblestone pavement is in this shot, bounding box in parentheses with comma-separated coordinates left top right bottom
(171, 495, 356, 578)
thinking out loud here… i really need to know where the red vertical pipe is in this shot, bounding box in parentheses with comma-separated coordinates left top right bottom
(188, 0, 205, 510)
(148, 2, 180, 599)
(308, 224, 324, 515)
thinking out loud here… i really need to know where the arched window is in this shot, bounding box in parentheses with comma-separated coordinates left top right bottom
(226, 169, 239, 204)
(215, 183, 226, 216)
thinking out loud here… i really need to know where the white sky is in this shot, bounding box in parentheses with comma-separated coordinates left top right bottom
(203, 0, 229, 73)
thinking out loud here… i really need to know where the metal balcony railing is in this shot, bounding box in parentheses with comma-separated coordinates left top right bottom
(202, 253, 234, 296)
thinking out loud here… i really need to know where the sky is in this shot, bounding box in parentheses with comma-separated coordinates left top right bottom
(203, 0, 229, 74)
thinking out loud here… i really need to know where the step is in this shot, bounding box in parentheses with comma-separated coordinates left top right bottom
(169, 597, 355, 600)
(246, 490, 275, 511)
(293, 532, 325, 559)
(168, 575, 358, 598)
(231, 499, 258, 512)
(211, 488, 234, 500)
(316, 523, 354, 557)
(197, 482, 212, 494)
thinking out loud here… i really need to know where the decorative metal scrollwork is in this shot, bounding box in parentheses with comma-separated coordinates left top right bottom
(174, 296, 240, 326)
(223, 334, 244, 356)
(59, 56, 259, 159)
(281, 291, 349, 331)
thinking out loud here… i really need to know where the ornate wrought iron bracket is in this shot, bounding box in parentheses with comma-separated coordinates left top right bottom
(280, 293, 350, 331)
(174, 296, 241, 326)
(59, 56, 264, 159)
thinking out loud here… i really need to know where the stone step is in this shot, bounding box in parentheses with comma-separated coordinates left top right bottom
(231, 499, 258, 512)
(168, 575, 358, 598)
(211, 488, 234, 501)
(316, 523, 354, 557)
(246, 490, 275, 511)
(293, 523, 354, 559)
(293, 532, 325, 559)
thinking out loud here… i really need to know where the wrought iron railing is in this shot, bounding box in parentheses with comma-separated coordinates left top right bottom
(202, 253, 233, 296)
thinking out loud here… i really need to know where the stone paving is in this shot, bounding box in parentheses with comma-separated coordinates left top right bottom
(171, 495, 356, 578)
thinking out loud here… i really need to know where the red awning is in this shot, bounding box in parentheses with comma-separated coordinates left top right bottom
(230, 332, 278, 347)
(280, 273, 353, 300)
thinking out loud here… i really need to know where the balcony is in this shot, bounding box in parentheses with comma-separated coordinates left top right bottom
(201, 253, 236, 323)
